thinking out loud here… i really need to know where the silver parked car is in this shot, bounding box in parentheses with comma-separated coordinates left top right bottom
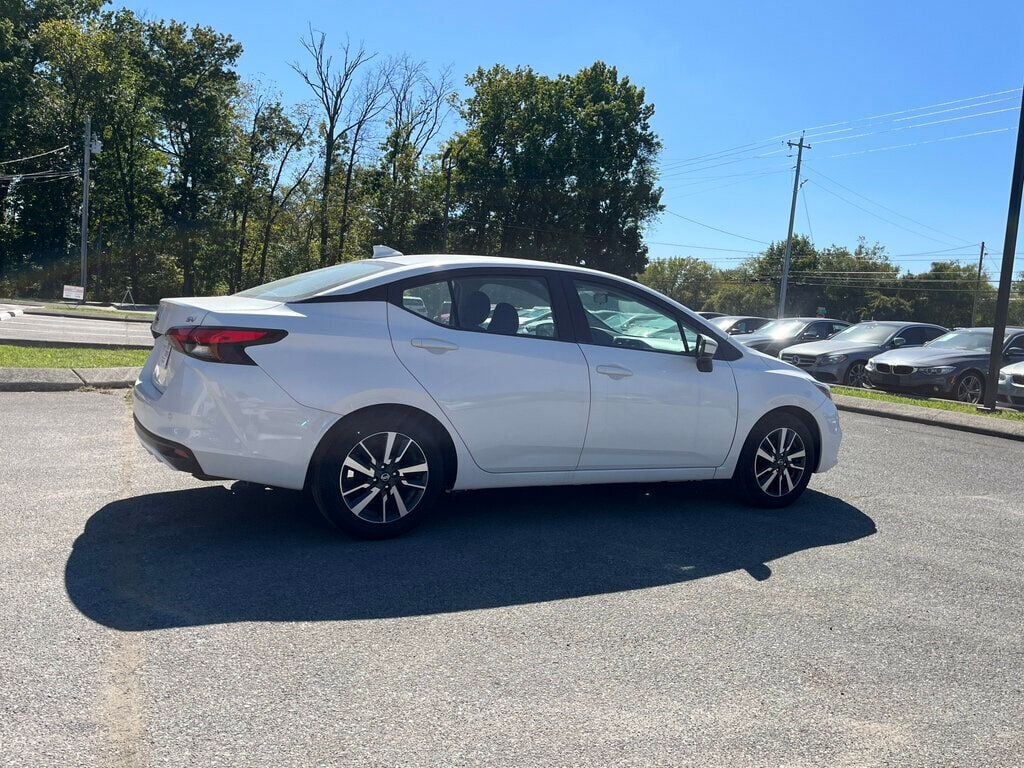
(997, 361, 1024, 410)
(780, 321, 947, 387)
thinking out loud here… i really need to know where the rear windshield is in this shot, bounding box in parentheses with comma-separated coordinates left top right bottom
(235, 260, 395, 301)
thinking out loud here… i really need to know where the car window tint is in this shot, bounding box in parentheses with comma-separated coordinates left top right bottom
(898, 326, 926, 346)
(923, 326, 945, 342)
(574, 280, 692, 354)
(402, 281, 453, 326)
(832, 322, 849, 335)
(450, 275, 557, 338)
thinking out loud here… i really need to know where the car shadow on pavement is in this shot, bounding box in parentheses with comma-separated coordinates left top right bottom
(65, 482, 875, 631)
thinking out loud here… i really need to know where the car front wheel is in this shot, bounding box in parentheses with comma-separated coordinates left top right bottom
(845, 361, 870, 388)
(954, 372, 985, 404)
(312, 415, 445, 539)
(736, 413, 816, 508)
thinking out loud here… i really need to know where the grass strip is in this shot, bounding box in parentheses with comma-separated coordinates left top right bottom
(0, 344, 150, 369)
(833, 385, 1024, 421)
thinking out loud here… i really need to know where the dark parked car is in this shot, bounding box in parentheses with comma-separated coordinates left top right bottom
(708, 315, 771, 336)
(737, 317, 851, 357)
(780, 321, 947, 387)
(997, 361, 1024, 410)
(866, 326, 1024, 403)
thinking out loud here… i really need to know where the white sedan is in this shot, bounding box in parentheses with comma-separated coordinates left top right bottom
(134, 251, 841, 538)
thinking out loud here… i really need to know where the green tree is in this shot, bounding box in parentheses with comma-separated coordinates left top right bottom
(449, 62, 662, 276)
(145, 21, 242, 294)
(638, 257, 717, 309)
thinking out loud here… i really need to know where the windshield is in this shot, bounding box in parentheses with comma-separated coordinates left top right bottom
(756, 319, 806, 338)
(709, 316, 738, 329)
(235, 259, 396, 301)
(829, 323, 897, 344)
(927, 329, 996, 351)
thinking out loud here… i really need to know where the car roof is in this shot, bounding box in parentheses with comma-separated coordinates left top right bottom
(314, 254, 647, 296)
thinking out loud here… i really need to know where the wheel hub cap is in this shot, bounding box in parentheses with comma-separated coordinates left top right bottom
(753, 427, 808, 498)
(339, 431, 429, 524)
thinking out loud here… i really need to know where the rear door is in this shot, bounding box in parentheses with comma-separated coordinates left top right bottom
(388, 269, 590, 473)
(567, 277, 738, 469)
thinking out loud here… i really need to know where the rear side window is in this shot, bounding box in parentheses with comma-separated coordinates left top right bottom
(402, 282, 453, 326)
(399, 275, 559, 338)
(923, 327, 946, 342)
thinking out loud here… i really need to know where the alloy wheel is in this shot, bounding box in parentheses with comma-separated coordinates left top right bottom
(846, 362, 868, 388)
(753, 427, 807, 498)
(956, 374, 984, 404)
(339, 431, 429, 523)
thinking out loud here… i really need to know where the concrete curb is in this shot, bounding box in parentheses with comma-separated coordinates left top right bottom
(0, 366, 140, 392)
(834, 393, 1024, 443)
(23, 308, 154, 324)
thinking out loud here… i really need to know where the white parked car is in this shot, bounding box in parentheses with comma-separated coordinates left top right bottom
(134, 251, 842, 538)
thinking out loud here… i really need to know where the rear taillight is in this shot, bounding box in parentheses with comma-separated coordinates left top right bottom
(166, 326, 286, 365)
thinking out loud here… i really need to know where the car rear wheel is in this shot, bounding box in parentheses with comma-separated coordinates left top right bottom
(954, 372, 985, 404)
(312, 415, 444, 539)
(736, 413, 816, 508)
(845, 361, 869, 388)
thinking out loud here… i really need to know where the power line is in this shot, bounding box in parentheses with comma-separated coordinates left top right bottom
(825, 127, 1014, 159)
(0, 145, 70, 166)
(662, 209, 770, 244)
(801, 183, 814, 243)
(802, 166, 973, 244)
(776, 87, 1023, 139)
(806, 179, 957, 245)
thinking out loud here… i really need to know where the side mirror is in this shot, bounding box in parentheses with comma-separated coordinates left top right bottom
(696, 336, 718, 373)
(892, 337, 907, 348)
(1006, 347, 1024, 359)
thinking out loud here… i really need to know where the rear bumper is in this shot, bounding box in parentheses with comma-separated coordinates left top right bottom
(132, 347, 337, 490)
(134, 416, 222, 479)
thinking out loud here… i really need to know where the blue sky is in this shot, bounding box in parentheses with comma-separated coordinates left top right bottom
(117, 0, 1024, 276)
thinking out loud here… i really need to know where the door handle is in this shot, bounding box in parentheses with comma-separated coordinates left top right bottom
(411, 338, 459, 353)
(596, 364, 633, 379)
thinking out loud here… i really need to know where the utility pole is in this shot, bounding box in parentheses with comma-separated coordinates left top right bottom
(79, 115, 90, 302)
(778, 133, 810, 319)
(971, 241, 985, 326)
(982, 87, 1024, 411)
(441, 146, 453, 253)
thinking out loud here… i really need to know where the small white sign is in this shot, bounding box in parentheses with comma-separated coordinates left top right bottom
(63, 285, 85, 301)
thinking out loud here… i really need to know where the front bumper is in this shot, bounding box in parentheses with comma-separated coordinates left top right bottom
(865, 369, 957, 397)
(997, 378, 1024, 409)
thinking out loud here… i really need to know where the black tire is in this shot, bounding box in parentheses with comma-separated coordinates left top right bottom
(844, 360, 869, 388)
(735, 412, 816, 509)
(954, 371, 985, 404)
(312, 413, 445, 539)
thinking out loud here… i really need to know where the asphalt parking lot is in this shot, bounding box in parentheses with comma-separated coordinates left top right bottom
(1, 390, 1021, 767)
(0, 313, 153, 347)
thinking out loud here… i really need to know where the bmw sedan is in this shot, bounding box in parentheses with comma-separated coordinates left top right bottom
(780, 321, 947, 387)
(738, 317, 851, 357)
(997, 361, 1024, 410)
(134, 252, 841, 538)
(866, 326, 1024, 403)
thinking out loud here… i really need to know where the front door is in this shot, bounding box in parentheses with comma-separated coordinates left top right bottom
(388, 271, 590, 473)
(570, 279, 738, 469)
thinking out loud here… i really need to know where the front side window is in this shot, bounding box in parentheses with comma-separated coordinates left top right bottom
(897, 326, 927, 346)
(575, 280, 695, 354)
